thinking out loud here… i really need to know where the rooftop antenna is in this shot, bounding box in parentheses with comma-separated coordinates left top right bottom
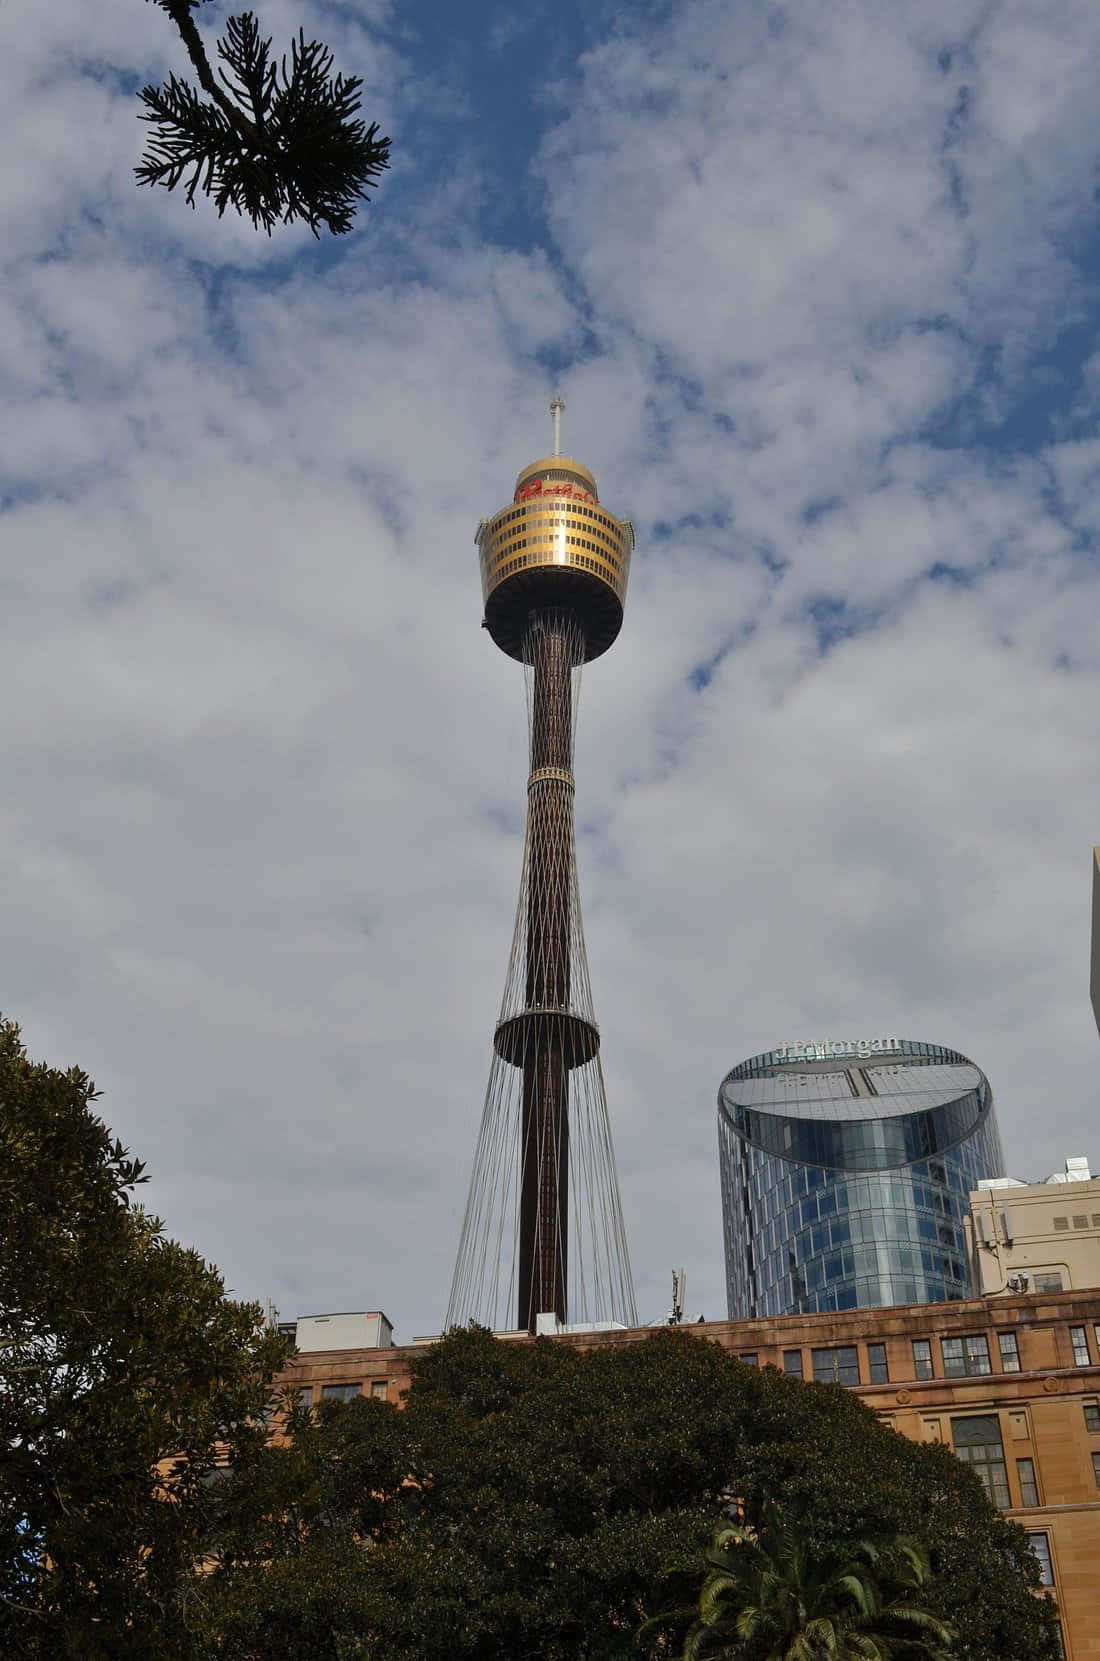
(550, 393, 565, 457)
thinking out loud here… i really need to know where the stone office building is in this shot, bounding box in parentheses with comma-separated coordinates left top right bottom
(279, 1286, 1100, 1660)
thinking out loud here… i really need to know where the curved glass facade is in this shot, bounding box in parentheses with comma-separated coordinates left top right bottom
(718, 1039, 1004, 1319)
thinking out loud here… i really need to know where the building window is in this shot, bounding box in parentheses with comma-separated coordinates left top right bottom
(370, 1380, 388, 1400)
(1034, 1272, 1063, 1292)
(1086, 1403, 1100, 1433)
(997, 1331, 1021, 1373)
(868, 1343, 889, 1384)
(739, 1353, 759, 1367)
(783, 1350, 803, 1379)
(1092, 1451, 1100, 1489)
(912, 1339, 934, 1380)
(321, 1383, 363, 1403)
(1070, 1326, 1091, 1367)
(1026, 1533, 1054, 1586)
(942, 1334, 992, 1378)
(951, 1416, 1010, 1508)
(812, 1346, 860, 1387)
(1016, 1458, 1039, 1507)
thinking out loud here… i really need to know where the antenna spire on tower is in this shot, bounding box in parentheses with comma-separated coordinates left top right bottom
(550, 393, 565, 457)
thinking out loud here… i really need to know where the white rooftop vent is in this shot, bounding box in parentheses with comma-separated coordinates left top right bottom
(1045, 1155, 1092, 1184)
(295, 1311, 394, 1352)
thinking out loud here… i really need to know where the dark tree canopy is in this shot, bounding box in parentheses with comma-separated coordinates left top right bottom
(198, 1325, 1060, 1661)
(0, 1018, 1060, 1659)
(0, 1018, 290, 1659)
(138, 1, 390, 235)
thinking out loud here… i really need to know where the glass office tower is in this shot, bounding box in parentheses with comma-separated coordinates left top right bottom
(718, 1038, 1004, 1319)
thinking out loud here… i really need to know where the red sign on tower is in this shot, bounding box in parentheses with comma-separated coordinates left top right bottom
(514, 479, 595, 504)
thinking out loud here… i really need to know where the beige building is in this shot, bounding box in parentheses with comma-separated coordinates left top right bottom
(279, 1288, 1100, 1659)
(967, 1158, 1100, 1296)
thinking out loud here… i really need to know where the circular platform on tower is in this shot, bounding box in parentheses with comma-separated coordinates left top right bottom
(493, 1008, 601, 1069)
(476, 456, 634, 662)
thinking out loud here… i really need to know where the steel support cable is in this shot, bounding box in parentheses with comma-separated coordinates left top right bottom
(447, 612, 635, 1332)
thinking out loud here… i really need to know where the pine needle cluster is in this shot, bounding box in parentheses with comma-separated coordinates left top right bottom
(137, 1, 390, 236)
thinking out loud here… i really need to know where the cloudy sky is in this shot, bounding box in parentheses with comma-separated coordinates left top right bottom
(4, 0, 1100, 1339)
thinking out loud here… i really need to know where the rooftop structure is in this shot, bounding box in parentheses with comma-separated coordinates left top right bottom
(967, 1157, 1100, 1296)
(292, 1311, 393, 1352)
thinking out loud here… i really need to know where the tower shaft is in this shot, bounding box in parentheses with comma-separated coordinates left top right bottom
(519, 614, 579, 1326)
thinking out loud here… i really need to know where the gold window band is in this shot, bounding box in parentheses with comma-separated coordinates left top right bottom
(528, 766, 575, 792)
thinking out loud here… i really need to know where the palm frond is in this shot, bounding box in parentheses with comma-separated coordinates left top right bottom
(671, 1509, 956, 1661)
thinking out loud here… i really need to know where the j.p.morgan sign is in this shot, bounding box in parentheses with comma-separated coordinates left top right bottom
(775, 1038, 901, 1062)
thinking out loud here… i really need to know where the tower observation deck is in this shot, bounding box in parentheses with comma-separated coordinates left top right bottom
(447, 402, 638, 1334)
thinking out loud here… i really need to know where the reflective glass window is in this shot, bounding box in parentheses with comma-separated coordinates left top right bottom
(997, 1331, 1021, 1372)
(912, 1339, 934, 1380)
(942, 1334, 991, 1377)
(739, 1353, 758, 1367)
(868, 1343, 889, 1384)
(1016, 1458, 1039, 1507)
(321, 1383, 362, 1403)
(1086, 1403, 1100, 1433)
(812, 1346, 860, 1386)
(952, 1415, 1010, 1508)
(370, 1381, 388, 1400)
(1092, 1452, 1100, 1489)
(783, 1350, 803, 1379)
(1070, 1326, 1091, 1367)
(1026, 1533, 1054, 1586)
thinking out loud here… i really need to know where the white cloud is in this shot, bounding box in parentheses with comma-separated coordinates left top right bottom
(2, 0, 1099, 1337)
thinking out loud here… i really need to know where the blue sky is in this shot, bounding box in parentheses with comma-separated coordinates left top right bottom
(3, 0, 1100, 1336)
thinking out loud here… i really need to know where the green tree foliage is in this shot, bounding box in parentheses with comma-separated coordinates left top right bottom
(198, 1325, 1060, 1661)
(137, 1, 390, 235)
(667, 1508, 954, 1661)
(0, 1018, 290, 1659)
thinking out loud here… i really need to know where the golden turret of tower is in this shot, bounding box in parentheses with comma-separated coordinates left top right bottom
(476, 451, 635, 661)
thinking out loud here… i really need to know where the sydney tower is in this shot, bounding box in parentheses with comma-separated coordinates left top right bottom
(446, 400, 637, 1335)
